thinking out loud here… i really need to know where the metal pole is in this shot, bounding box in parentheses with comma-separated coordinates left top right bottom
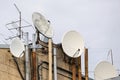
(108, 49, 114, 65)
(111, 50, 113, 65)
(48, 39, 52, 80)
(25, 32, 30, 80)
(84, 48, 88, 80)
(54, 48, 57, 80)
(78, 56, 82, 80)
(19, 12, 21, 39)
(72, 59, 76, 80)
(14, 4, 21, 39)
(32, 34, 37, 80)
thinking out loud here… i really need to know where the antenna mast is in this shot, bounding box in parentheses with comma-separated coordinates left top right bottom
(14, 4, 21, 39)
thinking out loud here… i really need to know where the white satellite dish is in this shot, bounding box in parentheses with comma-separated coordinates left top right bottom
(94, 61, 118, 80)
(10, 38, 25, 57)
(32, 12, 53, 38)
(62, 30, 84, 58)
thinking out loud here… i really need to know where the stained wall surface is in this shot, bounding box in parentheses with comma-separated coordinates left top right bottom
(0, 46, 90, 80)
(0, 49, 24, 80)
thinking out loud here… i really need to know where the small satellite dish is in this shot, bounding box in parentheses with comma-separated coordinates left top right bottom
(62, 30, 84, 58)
(10, 38, 25, 57)
(94, 61, 118, 80)
(32, 12, 53, 38)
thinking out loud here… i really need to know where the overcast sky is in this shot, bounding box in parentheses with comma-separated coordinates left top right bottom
(0, 0, 120, 79)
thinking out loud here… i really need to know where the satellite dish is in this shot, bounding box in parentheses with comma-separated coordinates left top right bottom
(10, 38, 25, 57)
(94, 61, 118, 80)
(62, 30, 84, 58)
(32, 12, 53, 38)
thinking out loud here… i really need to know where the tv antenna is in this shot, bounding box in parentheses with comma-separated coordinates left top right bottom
(10, 37, 25, 57)
(61, 30, 84, 58)
(32, 12, 53, 80)
(6, 4, 33, 40)
(6, 3, 32, 80)
(61, 30, 86, 80)
(32, 12, 53, 39)
(94, 61, 118, 80)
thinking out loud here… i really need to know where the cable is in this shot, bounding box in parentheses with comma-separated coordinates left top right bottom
(12, 55, 25, 80)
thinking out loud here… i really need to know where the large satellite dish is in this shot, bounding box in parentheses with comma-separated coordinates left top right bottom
(62, 30, 84, 58)
(94, 61, 118, 80)
(10, 38, 25, 57)
(32, 12, 53, 38)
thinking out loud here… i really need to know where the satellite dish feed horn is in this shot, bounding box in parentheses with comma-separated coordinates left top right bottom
(10, 38, 25, 57)
(32, 12, 53, 38)
(62, 30, 84, 58)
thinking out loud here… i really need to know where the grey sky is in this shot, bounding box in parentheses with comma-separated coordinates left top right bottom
(0, 0, 120, 79)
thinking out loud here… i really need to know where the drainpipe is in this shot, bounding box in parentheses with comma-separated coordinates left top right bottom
(54, 48, 57, 80)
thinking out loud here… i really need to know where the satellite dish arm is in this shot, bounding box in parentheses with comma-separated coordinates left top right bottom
(73, 49, 80, 57)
